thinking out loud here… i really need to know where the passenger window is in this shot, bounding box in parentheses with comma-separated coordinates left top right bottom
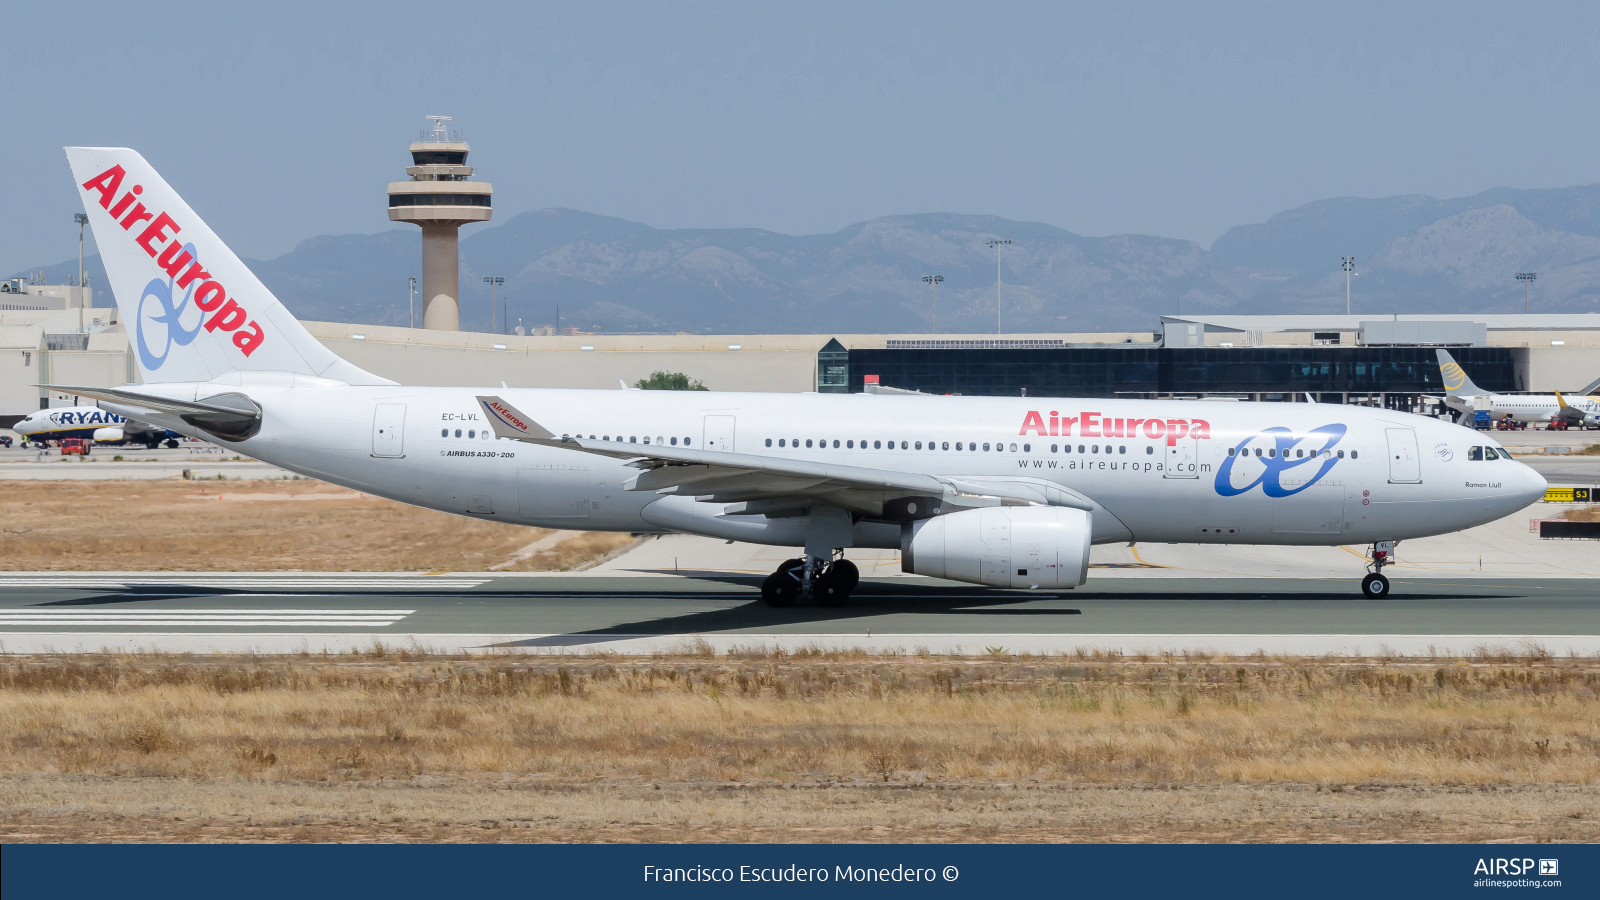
(1227, 447, 1235, 456)
(913, 441, 921, 450)
(1295, 449, 1303, 458)
(1348, 449, 1354, 458)
(1253, 448, 1261, 457)
(1077, 445, 1084, 453)
(440, 429, 448, 437)
(671, 437, 678, 445)
(1023, 444, 1030, 452)
(1468, 446, 1483, 461)
(630, 436, 637, 443)
(1119, 445, 1126, 454)
(766, 438, 772, 447)
(833, 440, 840, 448)
(643, 437, 651, 444)
(468, 430, 475, 438)
(1008, 443, 1016, 452)
(901, 441, 908, 449)
(1336, 450, 1344, 458)
(847, 440, 854, 448)
(1050, 444, 1058, 453)
(1146, 446, 1154, 455)
(454, 429, 462, 438)
(684, 438, 691, 446)
(942, 442, 949, 450)
(874, 440, 881, 449)
(1267, 449, 1275, 458)
(806, 439, 813, 448)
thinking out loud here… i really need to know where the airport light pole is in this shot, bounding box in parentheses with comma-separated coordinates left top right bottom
(482, 275, 504, 333)
(986, 239, 1011, 334)
(1516, 271, 1537, 313)
(1342, 257, 1355, 315)
(922, 275, 944, 333)
(74, 213, 88, 307)
(408, 277, 417, 328)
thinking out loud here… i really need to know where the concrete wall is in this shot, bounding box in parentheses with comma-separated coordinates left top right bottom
(301, 323, 1155, 392)
(1518, 346, 1600, 393)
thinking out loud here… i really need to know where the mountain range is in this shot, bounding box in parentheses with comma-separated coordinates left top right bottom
(21, 183, 1600, 334)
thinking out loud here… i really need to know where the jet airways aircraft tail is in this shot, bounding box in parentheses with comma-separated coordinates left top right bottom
(1435, 349, 1488, 397)
(64, 147, 389, 386)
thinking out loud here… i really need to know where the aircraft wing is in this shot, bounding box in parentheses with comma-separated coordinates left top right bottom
(477, 395, 1096, 518)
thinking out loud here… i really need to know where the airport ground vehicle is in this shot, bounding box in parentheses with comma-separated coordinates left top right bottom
(58, 438, 90, 456)
(49, 147, 1549, 603)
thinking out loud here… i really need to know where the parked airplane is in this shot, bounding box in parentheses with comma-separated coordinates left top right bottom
(46, 148, 1548, 602)
(12, 406, 180, 448)
(1437, 349, 1600, 428)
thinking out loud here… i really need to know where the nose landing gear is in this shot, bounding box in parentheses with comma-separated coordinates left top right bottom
(1361, 540, 1395, 598)
(760, 554, 859, 608)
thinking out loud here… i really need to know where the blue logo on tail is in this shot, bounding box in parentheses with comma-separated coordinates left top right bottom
(135, 242, 203, 371)
(1214, 424, 1348, 497)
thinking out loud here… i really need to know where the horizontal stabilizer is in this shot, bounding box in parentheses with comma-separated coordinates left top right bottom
(39, 384, 261, 442)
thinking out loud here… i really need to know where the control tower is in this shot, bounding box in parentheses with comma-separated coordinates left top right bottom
(387, 116, 492, 331)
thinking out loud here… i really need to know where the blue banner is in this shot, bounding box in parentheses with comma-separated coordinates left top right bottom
(3, 844, 1594, 898)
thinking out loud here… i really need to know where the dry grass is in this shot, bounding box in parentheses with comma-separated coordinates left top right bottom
(0, 653, 1595, 842)
(0, 481, 636, 571)
(1559, 505, 1600, 522)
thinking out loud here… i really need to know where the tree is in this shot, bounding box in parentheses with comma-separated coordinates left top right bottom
(635, 371, 708, 391)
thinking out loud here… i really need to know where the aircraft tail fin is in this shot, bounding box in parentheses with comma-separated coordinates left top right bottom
(65, 147, 390, 386)
(1435, 349, 1488, 397)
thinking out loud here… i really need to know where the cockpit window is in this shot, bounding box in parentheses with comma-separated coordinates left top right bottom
(1467, 446, 1483, 461)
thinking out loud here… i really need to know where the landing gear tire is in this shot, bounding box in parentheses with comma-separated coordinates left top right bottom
(761, 572, 798, 607)
(164, 439, 179, 448)
(831, 559, 860, 593)
(1361, 572, 1390, 599)
(815, 559, 859, 608)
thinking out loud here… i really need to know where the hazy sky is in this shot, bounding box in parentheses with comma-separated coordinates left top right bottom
(6, 1, 1600, 274)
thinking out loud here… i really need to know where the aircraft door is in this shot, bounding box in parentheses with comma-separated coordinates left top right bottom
(1164, 437, 1199, 478)
(1385, 428, 1422, 483)
(371, 403, 406, 458)
(703, 415, 736, 452)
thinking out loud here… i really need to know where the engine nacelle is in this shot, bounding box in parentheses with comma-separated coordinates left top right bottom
(92, 426, 124, 443)
(901, 506, 1092, 589)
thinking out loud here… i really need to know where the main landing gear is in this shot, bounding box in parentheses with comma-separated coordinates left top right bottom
(761, 554, 860, 608)
(1361, 540, 1395, 599)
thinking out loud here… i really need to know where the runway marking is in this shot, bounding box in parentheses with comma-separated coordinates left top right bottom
(0, 609, 414, 627)
(3, 576, 485, 590)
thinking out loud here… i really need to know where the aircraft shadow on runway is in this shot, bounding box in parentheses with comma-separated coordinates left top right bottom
(497, 580, 1521, 648)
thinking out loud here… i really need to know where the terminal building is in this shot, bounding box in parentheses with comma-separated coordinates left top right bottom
(5, 297, 1600, 429)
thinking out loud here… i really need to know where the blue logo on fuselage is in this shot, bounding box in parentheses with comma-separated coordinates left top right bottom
(135, 242, 203, 371)
(1214, 423, 1348, 497)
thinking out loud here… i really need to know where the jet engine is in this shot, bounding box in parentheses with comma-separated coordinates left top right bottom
(92, 426, 124, 443)
(901, 506, 1093, 589)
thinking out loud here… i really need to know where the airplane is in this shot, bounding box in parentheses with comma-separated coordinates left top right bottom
(11, 406, 181, 448)
(44, 147, 1548, 602)
(1436, 349, 1600, 429)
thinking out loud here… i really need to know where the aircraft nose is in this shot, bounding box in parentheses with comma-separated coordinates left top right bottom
(1520, 463, 1548, 506)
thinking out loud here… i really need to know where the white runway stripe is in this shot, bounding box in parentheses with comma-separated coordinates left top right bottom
(0, 609, 414, 626)
(5, 577, 483, 590)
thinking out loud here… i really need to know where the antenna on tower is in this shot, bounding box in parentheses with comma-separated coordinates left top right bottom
(424, 115, 453, 142)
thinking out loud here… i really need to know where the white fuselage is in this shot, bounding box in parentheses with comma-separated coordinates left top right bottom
(1445, 392, 1600, 426)
(106, 383, 1547, 549)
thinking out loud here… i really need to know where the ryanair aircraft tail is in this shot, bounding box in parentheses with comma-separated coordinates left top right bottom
(1435, 349, 1489, 397)
(65, 147, 389, 386)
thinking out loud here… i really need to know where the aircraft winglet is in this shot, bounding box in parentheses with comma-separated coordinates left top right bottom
(476, 396, 557, 442)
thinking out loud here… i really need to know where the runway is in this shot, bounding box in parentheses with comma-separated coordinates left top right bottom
(1, 571, 1595, 657)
